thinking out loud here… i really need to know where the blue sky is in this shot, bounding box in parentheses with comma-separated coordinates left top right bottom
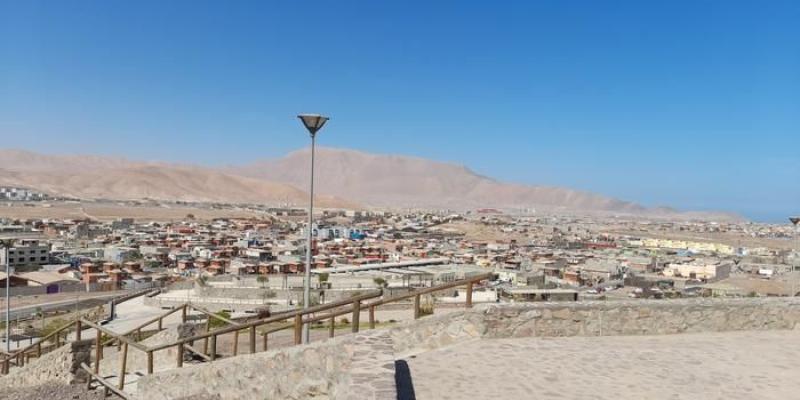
(1, 1, 798, 222)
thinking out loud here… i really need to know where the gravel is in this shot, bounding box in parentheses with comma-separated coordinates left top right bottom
(3, 382, 105, 400)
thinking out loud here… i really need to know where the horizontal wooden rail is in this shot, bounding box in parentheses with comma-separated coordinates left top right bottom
(79, 319, 149, 352)
(188, 304, 242, 327)
(366, 273, 491, 308)
(80, 363, 131, 400)
(103, 304, 187, 346)
(1, 319, 76, 365)
(184, 343, 212, 361)
(146, 290, 382, 352)
(258, 322, 295, 336)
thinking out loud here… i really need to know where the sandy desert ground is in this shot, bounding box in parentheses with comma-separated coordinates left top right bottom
(0, 201, 266, 222)
(405, 330, 800, 400)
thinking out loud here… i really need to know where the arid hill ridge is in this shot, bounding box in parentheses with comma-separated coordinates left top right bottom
(0, 148, 741, 220)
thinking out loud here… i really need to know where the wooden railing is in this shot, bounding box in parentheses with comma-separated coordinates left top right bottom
(0, 289, 158, 374)
(1, 273, 492, 398)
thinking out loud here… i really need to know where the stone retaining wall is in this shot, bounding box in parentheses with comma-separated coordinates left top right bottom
(194, 286, 276, 300)
(390, 297, 800, 356)
(135, 330, 396, 400)
(0, 340, 92, 390)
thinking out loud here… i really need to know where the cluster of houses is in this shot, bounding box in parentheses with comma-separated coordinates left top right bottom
(0, 210, 796, 301)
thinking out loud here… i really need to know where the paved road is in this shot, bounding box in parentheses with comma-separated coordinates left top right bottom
(0, 291, 135, 351)
(3, 294, 118, 320)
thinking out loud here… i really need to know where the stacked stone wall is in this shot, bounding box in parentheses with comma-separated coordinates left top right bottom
(0, 340, 92, 390)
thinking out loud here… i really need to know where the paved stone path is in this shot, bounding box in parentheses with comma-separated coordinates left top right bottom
(405, 330, 800, 400)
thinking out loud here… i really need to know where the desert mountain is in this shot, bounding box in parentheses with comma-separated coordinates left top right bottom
(228, 147, 646, 212)
(0, 150, 352, 208)
(0, 148, 740, 220)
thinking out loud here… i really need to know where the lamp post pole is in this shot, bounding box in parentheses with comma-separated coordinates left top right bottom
(1, 239, 14, 352)
(297, 114, 329, 344)
(790, 217, 800, 297)
(303, 133, 316, 343)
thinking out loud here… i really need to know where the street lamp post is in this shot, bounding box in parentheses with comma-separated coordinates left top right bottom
(297, 114, 329, 344)
(0, 239, 14, 352)
(790, 217, 800, 297)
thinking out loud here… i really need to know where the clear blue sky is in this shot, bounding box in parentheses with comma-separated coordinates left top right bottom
(1, 1, 798, 222)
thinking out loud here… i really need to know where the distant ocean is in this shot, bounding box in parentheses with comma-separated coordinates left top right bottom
(742, 210, 797, 224)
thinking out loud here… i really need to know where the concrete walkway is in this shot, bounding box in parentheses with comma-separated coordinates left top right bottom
(405, 330, 800, 400)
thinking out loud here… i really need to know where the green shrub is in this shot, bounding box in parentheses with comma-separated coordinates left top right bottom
(208, 310, 231, 329)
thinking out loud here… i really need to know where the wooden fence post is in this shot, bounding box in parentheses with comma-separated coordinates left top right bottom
(329, 317, 335, 338)
(94, 329, 102, 374)
(369, 305, 376, 329)
(203, 317, 211, 354)
(414, 294, 421, 319)
(233, 330, 239, 356)
(147, 351, 154, 374)
(466, 282, 474, 308)
(249, 327, 256, 354)
(294, 315, 303, 345)
(118, 342, 128, 390)
(177, 344, 184, 368)
(209, 335, 217, 361)
(352, 301, 361, 333)
(75, 320, 82, 341)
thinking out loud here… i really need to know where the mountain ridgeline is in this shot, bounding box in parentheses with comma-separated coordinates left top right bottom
(0, 148, 739, 220)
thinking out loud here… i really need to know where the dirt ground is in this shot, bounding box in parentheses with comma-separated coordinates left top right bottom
(0, 201, 266, 222)
(3, 382, 105, 400)
(405, 330, 800, 400)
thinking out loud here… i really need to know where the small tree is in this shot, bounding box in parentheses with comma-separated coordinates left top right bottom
(373, 277, 388, 288)
(318, 272, 330, 284)
(419, 295, 435, 316)
(209, 310, 231, 329)
(257, 275, 269, 288)
(41, 318, 69, 340)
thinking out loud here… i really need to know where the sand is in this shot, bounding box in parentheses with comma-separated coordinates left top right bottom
(404, 330, 800, 400)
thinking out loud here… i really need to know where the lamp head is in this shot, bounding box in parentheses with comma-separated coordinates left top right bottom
(297, 114, 329, 136)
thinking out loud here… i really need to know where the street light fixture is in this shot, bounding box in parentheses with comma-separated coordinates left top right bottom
(0, 239, 15, 352)
(297, 113, 329, 344)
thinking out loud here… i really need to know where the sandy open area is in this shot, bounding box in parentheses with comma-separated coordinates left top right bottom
(0, 201, 265, 222)
(404, 330, 800, 400)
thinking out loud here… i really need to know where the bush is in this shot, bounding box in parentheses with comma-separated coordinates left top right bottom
(209, 310, 231, 329)
(41, 318, 70, 339)
(373, 277, 388, 288)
